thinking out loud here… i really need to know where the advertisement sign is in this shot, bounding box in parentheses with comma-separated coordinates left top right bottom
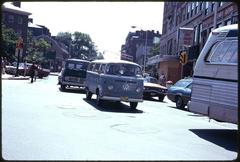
(178, 27, 194, 51)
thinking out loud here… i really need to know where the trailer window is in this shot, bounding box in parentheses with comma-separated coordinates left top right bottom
(206, 40, 237, 64)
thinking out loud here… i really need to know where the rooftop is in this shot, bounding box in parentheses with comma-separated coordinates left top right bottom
(2, 2, 31, 16)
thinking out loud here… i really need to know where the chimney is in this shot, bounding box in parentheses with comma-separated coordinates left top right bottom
(12, 1, 21, 7)
(28, 18, 33, 23)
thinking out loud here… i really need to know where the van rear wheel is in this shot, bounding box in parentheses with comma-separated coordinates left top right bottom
(96, 92, 103, 106)
(86, 88, 92, 100)
(130, 102, 138, 109)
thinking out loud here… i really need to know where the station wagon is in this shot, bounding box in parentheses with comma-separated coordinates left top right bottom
(58, 59, 89, 90)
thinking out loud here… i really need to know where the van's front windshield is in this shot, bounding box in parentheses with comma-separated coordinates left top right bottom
(106, 63, 142, 77)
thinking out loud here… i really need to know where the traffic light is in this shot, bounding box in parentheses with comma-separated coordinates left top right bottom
(179, 51, 188, 65)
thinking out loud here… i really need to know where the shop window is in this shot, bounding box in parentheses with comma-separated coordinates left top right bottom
(225, 19, 232, 25)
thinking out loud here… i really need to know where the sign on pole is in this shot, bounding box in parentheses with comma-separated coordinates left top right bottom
(179, 51, 188, 65)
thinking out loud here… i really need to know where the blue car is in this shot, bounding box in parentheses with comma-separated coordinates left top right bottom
(167, 78, 192, 109)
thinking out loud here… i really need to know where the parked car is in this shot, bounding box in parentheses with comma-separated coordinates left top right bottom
(167, 78, 192, 109)
(5, 62, 50, 77)
(143, 76, 167, 101)
(58, 59, 90, 90)
(85, 59, 144, 109)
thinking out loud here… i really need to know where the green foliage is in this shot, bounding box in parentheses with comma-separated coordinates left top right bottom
(25, 31, 51, 63)
(56, 31, 101, 60)
(1, 24, 18, 62)
(149, 42, 160, 57)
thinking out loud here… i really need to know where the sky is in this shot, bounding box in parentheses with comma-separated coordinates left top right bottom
(20, 2, 164, 59)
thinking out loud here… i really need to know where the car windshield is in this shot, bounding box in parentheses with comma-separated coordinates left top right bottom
(106, 63, 142, 77)
(66, 62, 89, 71)
(144, 77, 158, 84)
(174, 80, 192, 88)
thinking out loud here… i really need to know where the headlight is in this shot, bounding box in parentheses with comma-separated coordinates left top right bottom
(107, 85, 114, 90)
(136, 87, 141, 93)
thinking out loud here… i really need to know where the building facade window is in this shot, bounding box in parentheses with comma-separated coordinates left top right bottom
(225, 19, 232, 25)
(195, 2, 199, 14)
(205, 2, 209, 15)
(191, 2, 195, 17)
(18, 17, 23, 24)
(199, 23, 202, 44)
(16, 29, 22, 36)
(211, 2, 215, 12)
(8, 15, 14, 23)
(187, 3, 191, 19)
(199, 2, 203, 11)
(194, 25, 198, 45)
(216, 23, 223, 28)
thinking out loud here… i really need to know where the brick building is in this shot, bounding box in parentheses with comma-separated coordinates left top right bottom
(158, 2, 238, 83)
(2, 2, 31, 58)
(121, 30, 161, 72)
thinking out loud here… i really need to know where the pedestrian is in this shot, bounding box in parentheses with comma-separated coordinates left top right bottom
(34, 64, 38, 81)
(23, 60, 27, 77)
(29, 63, 36, 83)
(1, 57, 6, 74)
(159, 71, 166, 86)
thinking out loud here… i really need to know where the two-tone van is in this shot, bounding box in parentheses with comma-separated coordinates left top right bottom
(85, 59, 144, 109)
(58, 59, 90, 90)
(188, 24, 238, 124)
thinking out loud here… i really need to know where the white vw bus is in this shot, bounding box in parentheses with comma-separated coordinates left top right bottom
(188, 24, 238, 124)
(85, 59, 144, 109)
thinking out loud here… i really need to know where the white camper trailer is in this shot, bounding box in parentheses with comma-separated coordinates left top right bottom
(188, 24, 238, 124)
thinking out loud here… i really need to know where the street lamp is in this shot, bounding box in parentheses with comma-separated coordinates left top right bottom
(131, 26, 148, 73)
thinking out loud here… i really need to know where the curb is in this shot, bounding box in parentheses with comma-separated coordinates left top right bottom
(2, 77, 30, 80)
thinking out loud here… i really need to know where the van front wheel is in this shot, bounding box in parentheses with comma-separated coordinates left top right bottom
(176, 96, 185, 109)
(130, 102, 138, 109)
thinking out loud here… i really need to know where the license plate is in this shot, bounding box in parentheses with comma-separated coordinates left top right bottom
(69, 77, 77, 82)
(120, 96, 128, 101)
(150, 93, 156, 95)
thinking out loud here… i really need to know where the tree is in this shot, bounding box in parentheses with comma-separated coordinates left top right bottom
(149, 42, 160, 57)
(1, 24, 18, 62)
(71, 31, 98, 60)
(25, 31, 51, 63)
(55, 32, 72, 52)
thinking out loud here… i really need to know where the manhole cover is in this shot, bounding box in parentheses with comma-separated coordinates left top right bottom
(111, 123, 160, 134)
(57, 105, 77, 109)
(62, 112, 110, 120)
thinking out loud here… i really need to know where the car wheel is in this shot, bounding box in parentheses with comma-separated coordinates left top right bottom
(176, 96, 185, 109)
(86, 88, 92, 100)
(96, 90, 103, 106)
(130, 102, 138, 109)
(60, 84, 66, 90)
(158, 95, 165, 102)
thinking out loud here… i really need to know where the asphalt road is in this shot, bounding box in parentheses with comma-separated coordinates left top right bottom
(1, 75, 238, 160)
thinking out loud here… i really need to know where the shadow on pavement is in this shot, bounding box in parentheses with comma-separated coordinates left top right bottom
(59, 87, 85, 94)
(143, 96, 167, 103)
(83, 98, 144, 114)
(168, 105, 189, 112)
(189, 129, 238, 152)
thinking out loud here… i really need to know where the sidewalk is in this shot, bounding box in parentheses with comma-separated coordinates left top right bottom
(1, 73, 30, 80)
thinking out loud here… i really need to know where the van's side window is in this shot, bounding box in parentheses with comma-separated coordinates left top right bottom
(222, 41, 237, 64)
(93, 63, 100, 72)
(88, 63, 94, 71)
(206, 40, 237, 64)
(99, 64, 106, 73)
